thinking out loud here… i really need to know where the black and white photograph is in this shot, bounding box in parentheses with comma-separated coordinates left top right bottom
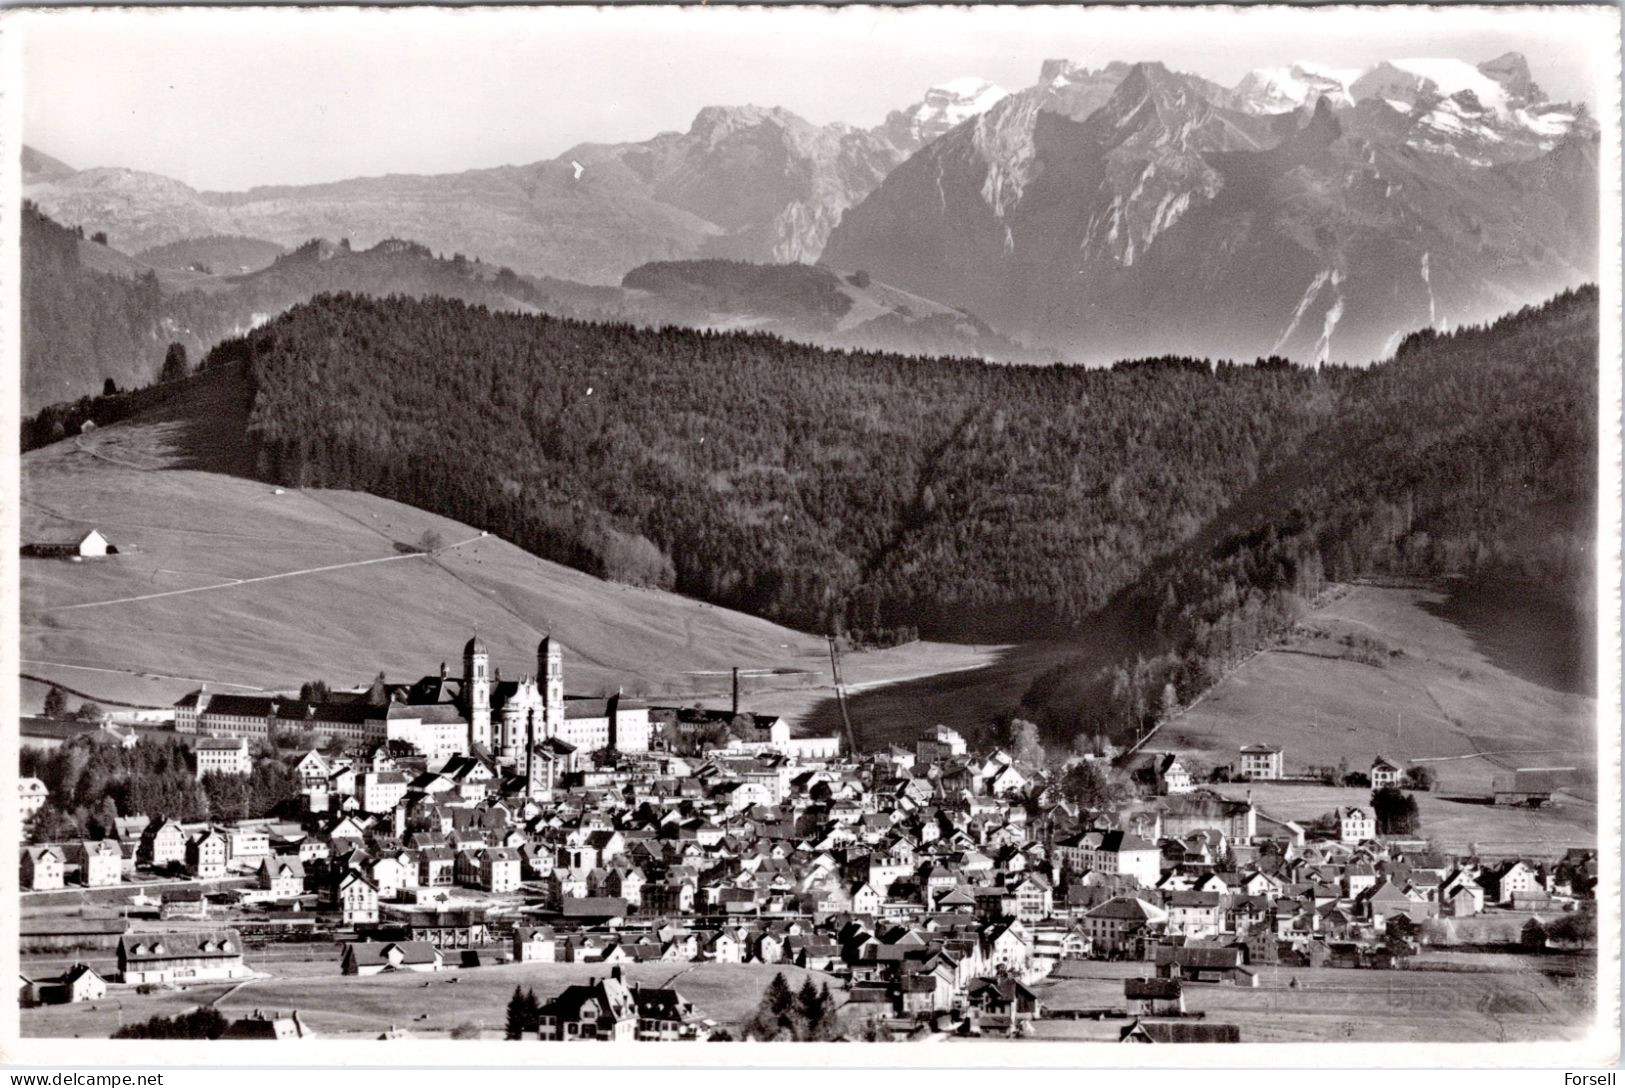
(1, 2, 1618, 1067)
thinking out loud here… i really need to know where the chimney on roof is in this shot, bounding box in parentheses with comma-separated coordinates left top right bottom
(440, 661, 448, 680)
(611, 965, 623, 982)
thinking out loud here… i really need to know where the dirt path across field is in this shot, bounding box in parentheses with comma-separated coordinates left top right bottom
(46, 534, 485, 612)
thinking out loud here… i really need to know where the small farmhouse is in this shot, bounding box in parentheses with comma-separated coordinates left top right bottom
(22, 529, 117, 559)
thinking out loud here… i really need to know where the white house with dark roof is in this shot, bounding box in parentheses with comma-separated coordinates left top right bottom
(195, 737, 251, 778)
(21, 845, 66, 890)
(74, 839, 122, 887)
(118, 930, 248, 984)
(22, 529, 116, 560)
(19, 777, 48, 822)
(1084, 896, 1166, 956)
(341, 940, 442, 976)
(260, 857, 306, 898)
(1237, 745, 1284, 780)
(186, 828, 229, 879)
(1370, 756, 1404, 790)
(1333, 806, 1375, 845)
(916, 725, 967, 766)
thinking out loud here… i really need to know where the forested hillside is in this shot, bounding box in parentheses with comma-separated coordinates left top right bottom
(22, 203, 1034, 412)
(20, 202, 551, 412)
(203, 294, 1348, 643)
(20, 201, 229, 409)
(197, 288, 1595, 665)
(1020, 287, 1598, 744)
(46, 281, 1595, 749)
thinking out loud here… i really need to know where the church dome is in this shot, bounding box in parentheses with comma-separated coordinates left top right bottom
(464, 635, 487, 657)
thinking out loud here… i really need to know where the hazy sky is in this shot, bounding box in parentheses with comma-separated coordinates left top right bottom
(16, 5, 1619, 191)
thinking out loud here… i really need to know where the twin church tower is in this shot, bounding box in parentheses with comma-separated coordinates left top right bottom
(460, 634, 564, 762)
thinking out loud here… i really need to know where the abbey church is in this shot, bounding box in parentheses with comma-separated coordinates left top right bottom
(174, 636, 651, 779)
(450, 634, 651, 761)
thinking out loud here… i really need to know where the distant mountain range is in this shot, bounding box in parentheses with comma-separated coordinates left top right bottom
(21, 202, 1025, 412)
(22, 78, 1007, 285)
(822, 53, 1597, 365)
(21, 51, 1597, 378)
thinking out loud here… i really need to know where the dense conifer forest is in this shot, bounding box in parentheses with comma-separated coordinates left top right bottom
(202, 293, 1349, 643)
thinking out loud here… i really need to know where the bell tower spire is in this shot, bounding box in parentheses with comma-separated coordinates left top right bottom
(538, 634, 564, 739)
(463, 630, 491, 751)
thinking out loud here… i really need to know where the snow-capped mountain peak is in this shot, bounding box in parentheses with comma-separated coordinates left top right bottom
(1359, 57, 1515, 116)
(1222, 53, 1590, 163)
(1347, 53, 1591, 163)
(882, 77, 1009, 149)
(1234, 62, 1359, 114)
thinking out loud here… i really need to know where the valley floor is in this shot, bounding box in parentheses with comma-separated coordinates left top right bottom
(20, 944, 1593, 1044)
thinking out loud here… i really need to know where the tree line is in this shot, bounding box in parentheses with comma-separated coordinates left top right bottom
(20, 736, 298, 842)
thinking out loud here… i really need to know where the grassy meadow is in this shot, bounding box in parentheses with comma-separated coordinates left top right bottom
(1162, 582, 1595, 796)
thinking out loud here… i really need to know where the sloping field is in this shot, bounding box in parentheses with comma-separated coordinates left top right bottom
(1161, 582, 1596, 795)
(20, 393, 991, 719)
(1030, 961, 1593, 1043)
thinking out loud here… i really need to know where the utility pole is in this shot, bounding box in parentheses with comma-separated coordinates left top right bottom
(826, 634, 856, 757)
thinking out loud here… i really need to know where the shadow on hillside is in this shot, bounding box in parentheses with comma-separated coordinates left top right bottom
(114, 364, 261, 477)
(1418, 580, 1594, 698)
(800, 637, 1116, 752)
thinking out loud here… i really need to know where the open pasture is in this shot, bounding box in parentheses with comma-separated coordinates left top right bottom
(20, 958, 840, 1039)
(1030, 959, 1593, 1043)
(1162, 582, 1595, 795)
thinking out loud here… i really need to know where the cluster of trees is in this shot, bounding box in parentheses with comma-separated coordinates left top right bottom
(503, 986, 543, 1039)
(38, 685, 103, 723)
(30, 252, 1590, 749)
(19, 736, 297, 841)
(20, 343, 236, 452)
(297, 679, 333, 703)
(1020, 287, 1598, 746)
(1056, 757, 1134, 811)
(205, 291, 1341, 644)
(739, 973, 839, 1041)
(112, 1006, 227, 1039)
(1521, 910, 1597, 951)
(1371, 787, 1421, 836)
